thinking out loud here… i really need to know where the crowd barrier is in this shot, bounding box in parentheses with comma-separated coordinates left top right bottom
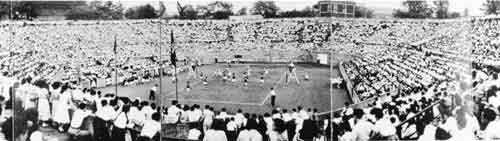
(162, 123, 197, 141)
(338, 61, 360, 103)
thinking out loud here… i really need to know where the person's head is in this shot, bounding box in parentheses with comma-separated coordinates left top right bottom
(370, 108, 384, 120)
(273, 119, 286, 133)
(132, 100, 139, 107)
(298, 106, 303, 111)
(221, 108, 226, 112)
(237, 109, 242, 113)
(171, 100, 178, 106)
(151, 103, 157, 110)
(353, 108, 364, 119)
(110, 99, 117, 107)
(152, 112, 161, 122)
(101, 100, 108, 107)
(205, 105, 210, 109)
(183, 105, 190, 111)
(122, 105, 130, 113)
(78, 103, 86, 110)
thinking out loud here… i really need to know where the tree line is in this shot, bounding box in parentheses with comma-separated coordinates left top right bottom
(0, 0, 376, 20)
(392, 0, 460, 19)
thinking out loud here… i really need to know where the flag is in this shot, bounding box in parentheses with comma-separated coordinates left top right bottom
(113, 35, 117, 54)
(170, 31, 176, 66)
(170, 48, 176, 67)
(158, 1, 166, 17)
(170, 30, 174, 44)
(177, 1, 184, 17)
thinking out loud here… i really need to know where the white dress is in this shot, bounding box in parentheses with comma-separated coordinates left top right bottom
(53, 90, 71, 124)
(37, 88, 51, 121)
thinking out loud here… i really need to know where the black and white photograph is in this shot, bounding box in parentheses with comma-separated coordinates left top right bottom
(0, 0, 498, 141)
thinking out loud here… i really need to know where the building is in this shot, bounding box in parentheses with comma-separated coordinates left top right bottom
(318, 1, 356, 17)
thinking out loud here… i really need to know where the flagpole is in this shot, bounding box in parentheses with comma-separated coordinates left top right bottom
(114, 35, 118, 97)
(174, 45, 178, 102)
(158, 1, 163, 140)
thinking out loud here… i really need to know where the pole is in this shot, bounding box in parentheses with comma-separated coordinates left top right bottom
(158, 1, 163, 140)
(175, 59, 178, 101)
(329, 50, 334, 139)
(115, 36, 118, 97)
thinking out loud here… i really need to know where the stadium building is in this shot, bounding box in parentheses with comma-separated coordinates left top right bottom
(317, 0, 356, 17)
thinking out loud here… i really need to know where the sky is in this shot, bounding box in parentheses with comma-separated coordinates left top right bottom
(119, 0, 486, 17)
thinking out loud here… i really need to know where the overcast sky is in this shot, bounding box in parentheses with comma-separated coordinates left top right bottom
(119, 0, 485, 17)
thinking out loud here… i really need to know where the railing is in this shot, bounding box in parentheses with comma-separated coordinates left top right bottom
(396, 99, 443, 128)
(338, 61, 360, 103)
(162, 122, 198, 141)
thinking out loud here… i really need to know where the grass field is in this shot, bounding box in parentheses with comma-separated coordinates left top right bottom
(98, 63, 348, 114)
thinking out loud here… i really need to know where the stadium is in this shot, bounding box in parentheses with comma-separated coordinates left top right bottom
(0, 0, 499, 141)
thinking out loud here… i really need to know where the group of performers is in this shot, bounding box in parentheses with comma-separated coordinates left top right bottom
(182, 60, 305, 91)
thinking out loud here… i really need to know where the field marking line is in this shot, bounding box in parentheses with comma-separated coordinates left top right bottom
(165, 98, 261, 106)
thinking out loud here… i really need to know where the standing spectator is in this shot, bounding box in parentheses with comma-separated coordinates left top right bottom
(111, 105, 129, 141)
(237, 119, 263, 141)
(270, 87, 276, 107)
(139, 112, 161, 141)
(297, 119, 319, 141)
(227, 117, 238, 141)
(203, 119, 228, 141)
(149, 84, 158, 101)
(351, 109, 372, 141)
(269, 119, 288, 141)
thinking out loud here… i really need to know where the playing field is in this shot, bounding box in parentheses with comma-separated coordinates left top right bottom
(98, 63, 349, 114)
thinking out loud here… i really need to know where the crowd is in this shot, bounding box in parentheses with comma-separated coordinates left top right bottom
(337, 17, 500, 140)
(0, 16, 499, 141)
(0, 74, 329, 141)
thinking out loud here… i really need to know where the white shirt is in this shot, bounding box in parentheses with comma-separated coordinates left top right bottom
(188, 109, 202, 122)
(70, 109, 90, 128)
(113, 112, 128, 129)
(187, 129, 202, 140)
(282, 113, 292, 122)
(128, 107, 145, 125)
(227, 121, 238, 131)
(142, 106, 155, 120)
(168, 106, 181, 116)
(373, 118, 396, 136)
(203, 130, 227, 141)
(96, 105, 116, 121)
(352, 119, 374, 141)
(237, 130, 263, 141)
(484, 119, 500, 139)
(140, 119, 161, 138)
(270, 90, 276, 96)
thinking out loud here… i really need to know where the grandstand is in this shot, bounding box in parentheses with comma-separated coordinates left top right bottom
(0, 9, 499, 141)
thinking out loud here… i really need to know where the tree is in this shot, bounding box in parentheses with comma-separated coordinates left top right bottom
(182, 5, 198, 19)
(177, 2, 199, 19)
(252, 1, 280, 18)
(65, 1, 124, 20)
(482, 0, 500, 15)
(207, 1, 233, 19)
(449, 12, 460, 18)
(279, 6, 314, 18)
(393, 1, 433, 18)
(237, 7, 248, 15)
(125, 4, 158, 19)
(196, 5, 210, 19)
(433, 0, 449, 19)
(354, 6, 374, 18)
